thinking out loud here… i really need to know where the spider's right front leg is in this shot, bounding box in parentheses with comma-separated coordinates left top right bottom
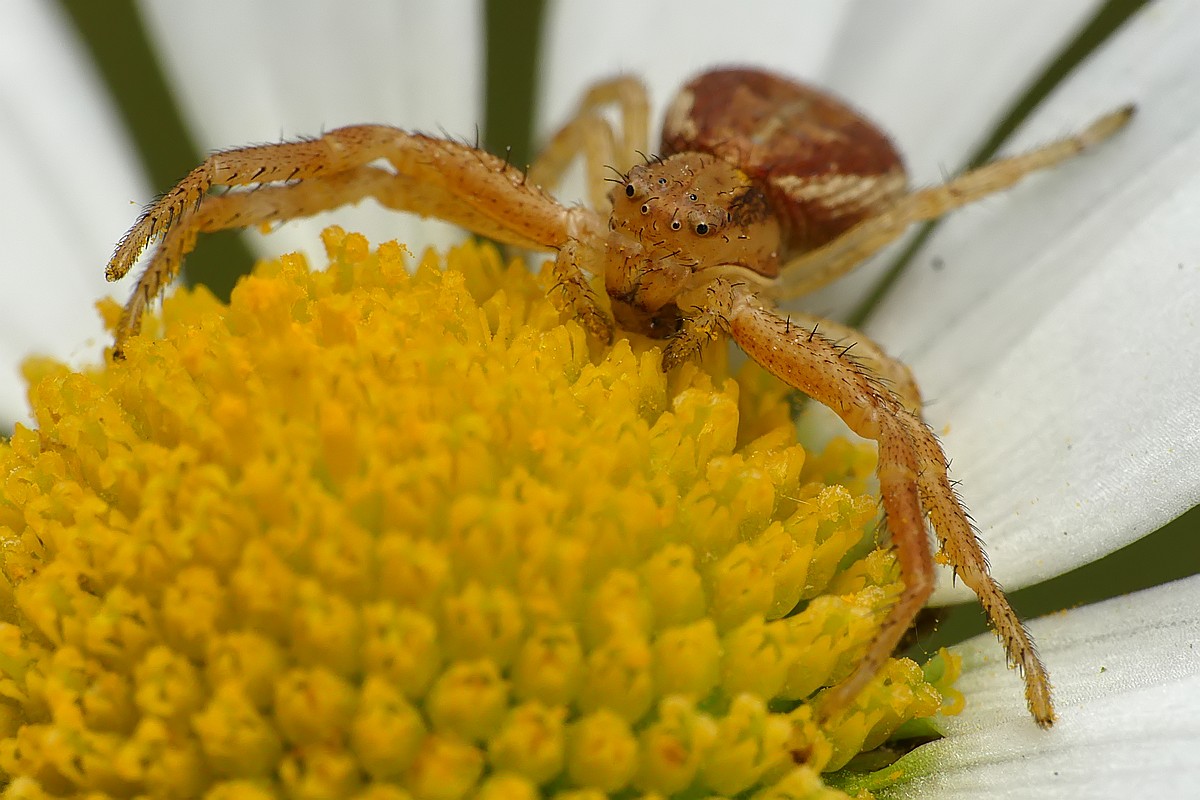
(106, 127, 613, 355)
(665, 279, 1054, 728)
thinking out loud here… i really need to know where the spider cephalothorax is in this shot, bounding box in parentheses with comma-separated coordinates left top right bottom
(105, 66, 1133, 728)
(605, 153, 781, 336)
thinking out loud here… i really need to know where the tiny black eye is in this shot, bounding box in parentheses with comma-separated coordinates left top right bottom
(625, 184, 635, 197)
(670, 220, 682, 230)
(658, 177, 668, 185)
(695, 222, 710, 235)
(641, 204, 650, 214)
(688, 193, 697, 201)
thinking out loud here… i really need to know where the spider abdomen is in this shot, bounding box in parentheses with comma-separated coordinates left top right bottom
(661, 67, 908, 255)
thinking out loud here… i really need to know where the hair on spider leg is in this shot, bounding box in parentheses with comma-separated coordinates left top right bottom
(438, 127, 513, 174)
(433, 123, 467, 146)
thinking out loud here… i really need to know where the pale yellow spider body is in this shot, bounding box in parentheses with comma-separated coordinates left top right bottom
(106, 67, 1133, 728)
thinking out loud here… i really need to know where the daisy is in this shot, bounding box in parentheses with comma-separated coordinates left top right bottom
(1, 0, 1196, 796)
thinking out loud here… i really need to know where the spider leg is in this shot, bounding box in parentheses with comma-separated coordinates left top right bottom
(551, 239, 614, 344)
(107, 127, 611, 355)
(774, 104, 1134, 299)
(665, 279, 1054, 728)
(764, 309, 923, 415)
(116, 166, 542, 347)
(528, 76, 650, 211)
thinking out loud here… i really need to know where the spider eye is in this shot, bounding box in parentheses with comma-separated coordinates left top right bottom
(625, 184, 635, 198)
(640, 204, 650, 214)
(688, 193, 697, 201)
(695, 222, 710, 235)
(658, 177, 668, 185)
(670, 220, 682, 231)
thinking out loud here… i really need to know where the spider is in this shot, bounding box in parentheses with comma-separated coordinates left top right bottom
(105, 67, 1132, 728)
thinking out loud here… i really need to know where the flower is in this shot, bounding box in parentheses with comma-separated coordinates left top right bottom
(3, 0, 1199, 796)
(0, 231, 965, 796)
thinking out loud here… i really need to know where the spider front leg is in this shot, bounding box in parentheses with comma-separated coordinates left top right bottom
(665, 279, 1054, 728)
(767, 309, 923, 416)
(106, 126, 614, 355)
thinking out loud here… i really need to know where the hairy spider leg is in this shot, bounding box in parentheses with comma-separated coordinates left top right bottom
(774, 105, 1134, 299)
(664, 278, 1055, 728)
(106, 127, 611, 355)
(770, 309, 923, 415)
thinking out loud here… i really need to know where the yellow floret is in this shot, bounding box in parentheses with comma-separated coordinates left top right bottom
(0, 230, 959, 798)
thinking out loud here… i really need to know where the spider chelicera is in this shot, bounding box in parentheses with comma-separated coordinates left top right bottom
(106, 67, 1133, 728)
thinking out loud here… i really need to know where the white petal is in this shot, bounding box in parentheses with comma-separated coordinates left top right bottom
(863, 0, 1200, 598)
(538, 0, 1100, 314)
(0, 0, 148, 425)
(135, 0, 483, 267)
(878, 574, 1200, 798)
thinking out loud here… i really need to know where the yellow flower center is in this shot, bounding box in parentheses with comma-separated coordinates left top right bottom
(0, 229, 959, 798)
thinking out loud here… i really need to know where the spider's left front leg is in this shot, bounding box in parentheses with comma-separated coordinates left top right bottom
(664, 279, 1054, 728)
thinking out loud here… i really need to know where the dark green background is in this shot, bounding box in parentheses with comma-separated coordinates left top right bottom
(56, 0, 1197, 650)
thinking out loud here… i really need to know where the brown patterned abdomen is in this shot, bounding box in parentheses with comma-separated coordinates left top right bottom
(662, 67, 907, 255)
